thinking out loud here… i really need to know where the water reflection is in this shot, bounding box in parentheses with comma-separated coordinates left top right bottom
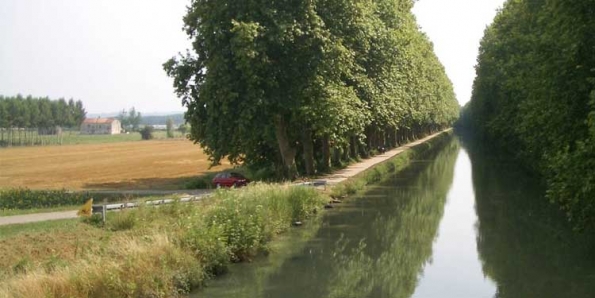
(411, 149, 496, 297)
(198, 139, 460, 298)
(466, 140, 595, 298)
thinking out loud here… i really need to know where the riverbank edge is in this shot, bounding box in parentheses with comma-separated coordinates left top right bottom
(330, 130, 454, 198)
(194, 130, 455, 296)
(0, 185, 328, 297)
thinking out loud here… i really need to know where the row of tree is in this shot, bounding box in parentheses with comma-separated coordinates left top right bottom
(117, 107, 142, 132)
(460, 0, 595, 229)
(164, 0, 459, 178)
(0, 95, 86, 129)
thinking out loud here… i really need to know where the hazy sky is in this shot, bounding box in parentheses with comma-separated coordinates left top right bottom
(413, 0, 505, 105)
(0, 0, 505, 114)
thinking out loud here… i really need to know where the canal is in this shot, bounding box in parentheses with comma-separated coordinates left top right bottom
(195, 137, 595, 298)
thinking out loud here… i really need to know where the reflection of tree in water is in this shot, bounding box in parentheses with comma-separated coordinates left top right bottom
(327, 140, 460, 298)
(197, 139, 459, 298)
(464, 139, 595, 298)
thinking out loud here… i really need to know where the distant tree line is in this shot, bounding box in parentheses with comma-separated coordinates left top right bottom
(460, 0, 595, 229)
(0, 95, 86, 129)
(164, 0, 459, 178)
(141, 114, 185, 126)
(117, 107, 142, 132)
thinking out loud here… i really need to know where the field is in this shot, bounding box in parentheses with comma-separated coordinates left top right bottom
(0, 140, 231, 190)
(0, 129, 186, 147)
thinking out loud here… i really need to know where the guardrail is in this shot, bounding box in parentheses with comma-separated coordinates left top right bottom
(91, 195, 202, 223)
(90, 181, 328, 223)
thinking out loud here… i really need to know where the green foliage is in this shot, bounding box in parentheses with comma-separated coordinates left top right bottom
(0, 95, 86, 130)
(177, 123, 189, 135)
(139, 125, 154, 140)
(0, 189, 89, 210)
(82, 213, 104, 228)
(12, 257, 32, 275)
(164, 0, 459, 178)
(179, 184, 327, 277)
(461, 0, 595, 229)
(107, 211, 137, 231)
(0, 189, 128, 211)
(166, 117, 175, 138)
(117, 107, 142, 132)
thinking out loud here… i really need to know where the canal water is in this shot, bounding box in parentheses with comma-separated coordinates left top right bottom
(195, 137, 595, 298)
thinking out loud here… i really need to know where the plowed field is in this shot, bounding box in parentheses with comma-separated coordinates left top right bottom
(0, 140, 230, 190)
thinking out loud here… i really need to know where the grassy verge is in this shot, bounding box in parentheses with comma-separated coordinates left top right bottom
(0, 218, 79, 241)
(0, 130, 187, 147)
(0, 190, 182, 216)
(0, 184, 327, 297)
(330, 130, 454, 198)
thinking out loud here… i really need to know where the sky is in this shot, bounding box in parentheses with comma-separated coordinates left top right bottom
(0, 0, 505, 115)
(413, 0, 506, 105)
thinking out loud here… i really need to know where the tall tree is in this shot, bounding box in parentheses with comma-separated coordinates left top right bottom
(165, 0, 458, 178)
(462, 0, 595, 229)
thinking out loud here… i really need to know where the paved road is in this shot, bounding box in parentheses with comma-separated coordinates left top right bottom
(0, 130, 449, 226)
(0, 210, 79, 226)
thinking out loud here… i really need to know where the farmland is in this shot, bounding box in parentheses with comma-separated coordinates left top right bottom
(0, 140, 231, 190)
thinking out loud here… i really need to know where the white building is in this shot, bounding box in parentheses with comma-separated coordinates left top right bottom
(80, 118, 121, 135)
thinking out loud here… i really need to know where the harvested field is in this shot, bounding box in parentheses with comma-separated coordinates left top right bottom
(0, 140, 230, 190)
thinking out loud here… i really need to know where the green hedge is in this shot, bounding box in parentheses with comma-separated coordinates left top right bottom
(0, 189, 123, 210)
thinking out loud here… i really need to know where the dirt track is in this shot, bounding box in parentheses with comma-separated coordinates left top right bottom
(0, 140, 230, 190)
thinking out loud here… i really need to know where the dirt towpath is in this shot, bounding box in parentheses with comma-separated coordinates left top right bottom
(322, 129, 451, 185)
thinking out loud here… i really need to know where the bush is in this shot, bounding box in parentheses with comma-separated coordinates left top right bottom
(184, 184, 326, 263)
(107, 211, 137, 231)
(0, 189, 127, 210)
(139, 126, 154, 140)
(0, 189, 87, 210)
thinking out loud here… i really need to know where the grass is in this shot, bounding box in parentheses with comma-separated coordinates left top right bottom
(0, 218, 79, 241)
(0, 191, 183, 216)
(0, 130, 187, 147)
(0, 206, 78, 217)
(0, 184, 328, 297)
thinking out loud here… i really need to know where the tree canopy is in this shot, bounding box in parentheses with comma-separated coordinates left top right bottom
(0, 95, 86, 129)
(165, 0, 459, 178)
(117, 107, 142, 132)
(461, 0, 595, 229)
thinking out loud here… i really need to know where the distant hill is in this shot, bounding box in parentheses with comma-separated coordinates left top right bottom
(87, 113, 186, 126)
(141, 114, 185, 126)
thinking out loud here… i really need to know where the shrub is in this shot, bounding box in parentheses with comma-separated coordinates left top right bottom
(107, 211, 137, 231)
(0, 189, 127, 210)
(139, 126, 154, 140)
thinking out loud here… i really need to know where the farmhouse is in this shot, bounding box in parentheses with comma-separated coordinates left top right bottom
(80, 118, 121, 135)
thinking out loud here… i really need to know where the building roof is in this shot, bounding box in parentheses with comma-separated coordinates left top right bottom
(82, 118, 118, 124)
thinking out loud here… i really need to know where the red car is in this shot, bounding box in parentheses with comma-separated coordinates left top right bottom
(212, 172, 250, 188)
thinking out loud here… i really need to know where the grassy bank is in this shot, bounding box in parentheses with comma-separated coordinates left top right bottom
(330, 130, 454, 197)
(0, 189, 176, 216)
(0, 184, 327, 297)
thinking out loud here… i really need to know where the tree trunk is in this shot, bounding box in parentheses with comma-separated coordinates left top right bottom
(350, 136, 358, 159)
(301, 128, 315, 176)
(321, 134, 331, 172)
(274, 115, 297, 179)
